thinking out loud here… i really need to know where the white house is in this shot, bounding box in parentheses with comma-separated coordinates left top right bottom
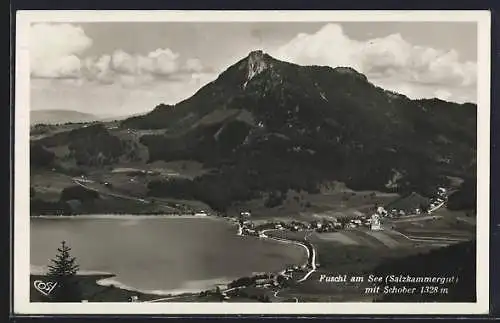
(377, 206, 388, 216)
(370, 214, 382, 231)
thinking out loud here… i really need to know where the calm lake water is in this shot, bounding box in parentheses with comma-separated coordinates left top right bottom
(30, 216, 306, 294)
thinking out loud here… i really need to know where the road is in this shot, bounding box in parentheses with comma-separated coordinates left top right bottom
(259, 229, 316, 282)
(73, 178, 151, 204)
(70, 176, 181, 211)
(391, 215, 443, 223)
(389, 229, 466, 245)
(259, 229, 317, 283)
(296, 232, 317, 283)
(144, 295, 187, 302)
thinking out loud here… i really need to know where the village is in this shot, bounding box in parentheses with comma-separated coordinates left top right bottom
(186, 187, 451, 303)
(236, 187, 448, 237)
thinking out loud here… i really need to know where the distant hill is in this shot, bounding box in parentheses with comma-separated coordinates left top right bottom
(33, 123, 129, 167)
(30, 110, 101, 125)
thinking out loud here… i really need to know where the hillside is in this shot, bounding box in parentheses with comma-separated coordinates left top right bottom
(31, 123, 139, 172)
(31, 50, 477, 213)
(385, 192, 431, 213)
(374, 240, 476, 302)
(123, 51, 476, 211)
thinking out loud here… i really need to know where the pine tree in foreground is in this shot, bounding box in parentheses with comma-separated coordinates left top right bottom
(47, 240, 82, 302)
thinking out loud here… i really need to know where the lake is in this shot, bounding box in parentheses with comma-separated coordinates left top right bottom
(30, 216, 307, 294)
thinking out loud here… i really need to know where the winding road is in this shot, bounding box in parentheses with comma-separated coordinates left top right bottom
(296, 232, 317, 283)
(260, 229, 316, 280)
(258, 229, 317, 283)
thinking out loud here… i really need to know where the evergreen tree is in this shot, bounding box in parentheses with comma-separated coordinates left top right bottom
(47, 240, 82, 302)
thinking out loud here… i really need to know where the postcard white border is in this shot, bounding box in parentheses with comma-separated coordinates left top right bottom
(14, 10, 491, 315)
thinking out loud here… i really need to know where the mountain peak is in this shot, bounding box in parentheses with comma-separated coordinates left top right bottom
(243, 50, 272, 88)
(247, 49, 266, 59)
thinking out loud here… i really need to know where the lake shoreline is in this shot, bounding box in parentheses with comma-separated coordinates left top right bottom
(30, 214, 311, 302)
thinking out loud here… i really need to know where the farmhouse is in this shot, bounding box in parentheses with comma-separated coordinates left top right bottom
(437, 187, 447, 198)
(240, 211, 251, 218)
(376, 206, 388, 216)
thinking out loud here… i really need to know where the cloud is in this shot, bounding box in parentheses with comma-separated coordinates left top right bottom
(80, 48, 210, 87)
(30, 23, 93, 78)
(30, 23, 210, 86)
(272, 23, 477, 100)
(185, 58, 204, 73)
(29, 23, 217, 114)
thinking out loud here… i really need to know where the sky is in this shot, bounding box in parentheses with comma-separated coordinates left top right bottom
(30, 21, 478, 117)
